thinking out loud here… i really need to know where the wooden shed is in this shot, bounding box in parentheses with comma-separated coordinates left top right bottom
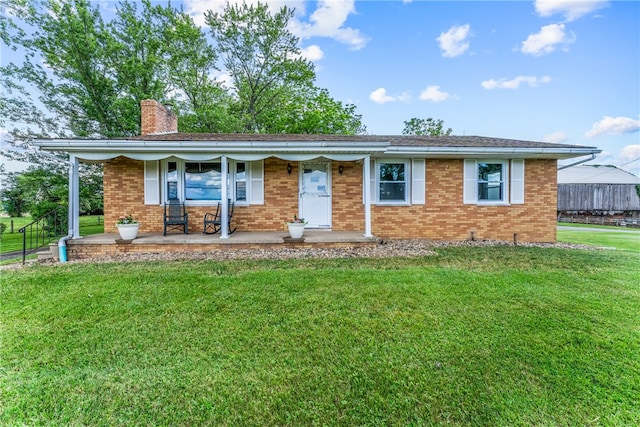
(558, 165, 640, 218)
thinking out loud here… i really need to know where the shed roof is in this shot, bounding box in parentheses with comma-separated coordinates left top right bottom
(558, 165, 640, 184)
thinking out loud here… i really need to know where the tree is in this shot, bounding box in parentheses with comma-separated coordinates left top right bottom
(0, 167, 67, 218)
(2, 0, 231, 139)
(206, 2, 314, 132)
(3, 0, 366, 140)
(0, 181, 29, 217)
(205, 2, 365, 134)
(402, 118, 452, 136)
(161, 10, 240, 133)
(267, 87, 366, 134)
(1, 0, 369, 216)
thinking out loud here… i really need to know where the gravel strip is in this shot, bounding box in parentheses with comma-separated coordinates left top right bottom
(4, 239, 595, 268)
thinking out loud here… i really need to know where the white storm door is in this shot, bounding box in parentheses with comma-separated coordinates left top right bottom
(300, 161, 331, 228)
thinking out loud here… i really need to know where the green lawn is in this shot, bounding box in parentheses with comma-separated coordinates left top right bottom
(2, 247, 639, 425)
(0, 215, 104, 254)
(557, 224, 640, 253)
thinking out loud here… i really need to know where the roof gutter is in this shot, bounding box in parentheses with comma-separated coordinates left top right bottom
(32, 139, 390, 153)
(558, 153, 597, 170)
(385, 146, 601, 159)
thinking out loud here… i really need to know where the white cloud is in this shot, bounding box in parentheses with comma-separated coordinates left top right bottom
(595, 145, 640, 176)
(585, 116, 640, 138)
(481, 75, 551, 90)
(369, 88, 410, 104)
(290, 0, 368, 50)
(181, 1, 369, 54)
(419, 85, 450, 103)
(300, 44, 324, 62)
(213, 71, 233, 89)
(543, 131, 569, 143)
(521, 24, 575, 56)
(184, 0, 223, 27)
(620, 144, 640, 163)
(370, 88, 394, 104)
(436, 24, 471, 58)
(534, 0, 609, 22)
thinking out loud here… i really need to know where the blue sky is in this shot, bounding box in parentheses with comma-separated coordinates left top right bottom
(2, 0, 639, 175)
(278, 0, 638, 173)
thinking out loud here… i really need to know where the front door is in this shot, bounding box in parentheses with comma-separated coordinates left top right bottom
(300, 161, 331, 228)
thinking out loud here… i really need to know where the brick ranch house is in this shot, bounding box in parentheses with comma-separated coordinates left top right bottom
(35, 100, 600, 251)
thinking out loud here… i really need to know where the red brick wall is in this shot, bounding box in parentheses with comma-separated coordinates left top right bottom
(332, 161, 365, 231)
(103, 157, 557, 242)
(368, 159, 557, 242)
(140, 99, 177, 135)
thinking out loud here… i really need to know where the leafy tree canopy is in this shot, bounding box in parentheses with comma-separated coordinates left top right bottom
(2, 0, 364, 140)
(402, 118, 452, 136)
(0, 0, 366, 216)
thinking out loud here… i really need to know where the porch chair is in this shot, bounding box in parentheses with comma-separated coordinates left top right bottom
(203, 201, 236, 235)
(163, 199, 189, 235)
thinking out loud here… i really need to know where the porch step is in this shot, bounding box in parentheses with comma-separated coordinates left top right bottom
(37, 243, 58, 262)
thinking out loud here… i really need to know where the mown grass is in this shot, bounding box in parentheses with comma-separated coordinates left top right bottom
(1, 247, 639, 426)
(0, 215, 104, 254)
(557, 225, 640, 253)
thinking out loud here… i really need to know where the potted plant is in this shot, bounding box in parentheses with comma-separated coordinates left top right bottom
(116, 213, 140, 240)
(286, 214, 307, 238)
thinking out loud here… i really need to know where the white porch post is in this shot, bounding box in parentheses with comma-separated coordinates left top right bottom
(363, 155, 373, 238)
(70, 155, 81, 238)
(220, 155, 229, 239)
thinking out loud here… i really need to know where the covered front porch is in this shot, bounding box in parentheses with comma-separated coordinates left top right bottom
(62, 230, 379, 261)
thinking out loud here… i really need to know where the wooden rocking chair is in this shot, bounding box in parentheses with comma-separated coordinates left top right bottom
(203, 201, 236, 235)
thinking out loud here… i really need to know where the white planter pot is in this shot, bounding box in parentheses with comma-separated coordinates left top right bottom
(287, 222, 305, 238)
(117, 223, 140, 240)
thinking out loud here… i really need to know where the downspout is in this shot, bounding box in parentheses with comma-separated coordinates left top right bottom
(558, 153, 596, 170)
(58, 235, 72, 262)
(59, 155, 81, 263)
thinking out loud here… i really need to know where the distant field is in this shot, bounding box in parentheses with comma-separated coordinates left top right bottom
(557, 223, 640, 253)
(0, 215, 104, 254)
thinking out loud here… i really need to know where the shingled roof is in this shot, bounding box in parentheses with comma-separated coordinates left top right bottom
(128, 132, 590, 150)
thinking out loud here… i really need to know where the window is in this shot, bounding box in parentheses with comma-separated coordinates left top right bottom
(235, 162, 247, 202)
(185, 162, 221, 200)
(378, 161, 409, 203)
(162, 159, 249, 204)
(477, 162, 504, 201)
(146, 159, 264, 206)
(463, 159, 524, 205)
(167, 161, 178, 200)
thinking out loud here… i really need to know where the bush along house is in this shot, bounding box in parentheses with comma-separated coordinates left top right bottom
(34, 99, 601, 254)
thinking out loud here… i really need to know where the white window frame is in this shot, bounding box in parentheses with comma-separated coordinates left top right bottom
(477, 160, 508, 204)
(376, 159, 411, 205)
(464, 159, 513, 206)
(161, 158, 251, 206)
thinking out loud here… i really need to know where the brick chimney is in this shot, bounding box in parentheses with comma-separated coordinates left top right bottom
(140, 99, 177, 135)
